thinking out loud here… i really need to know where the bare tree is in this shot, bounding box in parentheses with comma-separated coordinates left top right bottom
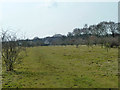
(2, 30, 25, 71)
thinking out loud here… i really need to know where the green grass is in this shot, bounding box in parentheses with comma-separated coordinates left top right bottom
(2, 45, 118, 88)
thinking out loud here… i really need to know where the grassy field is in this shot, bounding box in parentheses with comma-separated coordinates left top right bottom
(2, 45, 118, 88)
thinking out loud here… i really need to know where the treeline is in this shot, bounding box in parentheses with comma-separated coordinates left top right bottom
(18, 21, 120, 48)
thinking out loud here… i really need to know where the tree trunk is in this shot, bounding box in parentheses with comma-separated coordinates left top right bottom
(6, 64, 14, 71)
(76, 44, 78, 48)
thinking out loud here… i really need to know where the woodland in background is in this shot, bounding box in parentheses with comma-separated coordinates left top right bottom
(17, 21, 120, 48)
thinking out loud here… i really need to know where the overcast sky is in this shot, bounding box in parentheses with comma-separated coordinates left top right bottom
(1, 2, 118, 39)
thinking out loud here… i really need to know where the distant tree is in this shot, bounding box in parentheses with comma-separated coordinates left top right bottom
(108, 22, 118, 37)
(53, 34, 63, 38)
(83, 24, 89, 35)
(67, 32, 73, 37)
(88, 25, 97, 36)
(73, 28, 81, 37)
(33, 37, 40, 41)
(96, 22, 108, 36)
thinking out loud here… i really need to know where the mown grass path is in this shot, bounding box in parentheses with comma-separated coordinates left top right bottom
(2, 45, 118, 88)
